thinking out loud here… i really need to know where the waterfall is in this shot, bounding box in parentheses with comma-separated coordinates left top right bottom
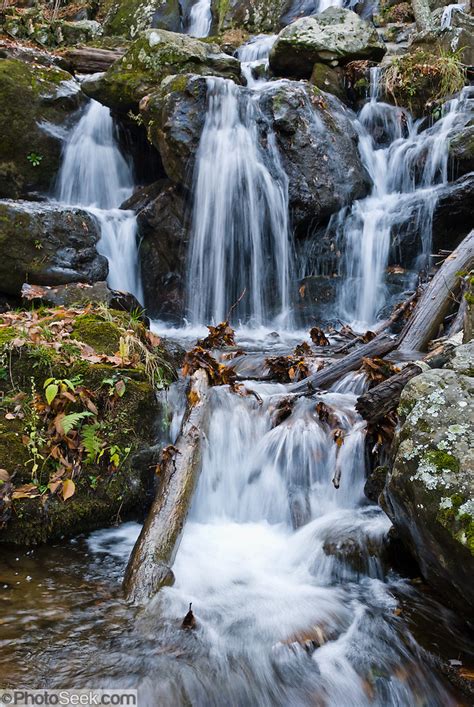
(187, 0, 212, 37)
(336, 74, 473, 329)
(186, 78, 293, 327)
(55, 100, 143, 303)
(237, 34, 278, 86)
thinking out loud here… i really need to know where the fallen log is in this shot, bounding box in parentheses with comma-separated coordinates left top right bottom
(123, 369, 209, 603)
(288, 334, 397, 393)
(62, 47, 126, 73)
(398, 230, 474, 353)
(355, 363, 423, 423)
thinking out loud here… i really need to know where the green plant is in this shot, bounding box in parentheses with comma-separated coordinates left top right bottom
(27, 152, 43, 167)
(43, 375, 82, 405)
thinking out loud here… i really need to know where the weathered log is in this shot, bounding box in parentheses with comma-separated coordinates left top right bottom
(123, 369, 209, 603)
(62, 47, 126, 73)
(288, 334, 397, 393)
(355, 363, 423, 423)
(398, 230, 474, 353)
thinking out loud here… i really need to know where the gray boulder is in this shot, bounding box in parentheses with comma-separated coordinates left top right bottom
(211, 0, 286, 33)
(269, 7, 386, 79)
(0, 200, 108, 296)
(384, 358, 474, 612)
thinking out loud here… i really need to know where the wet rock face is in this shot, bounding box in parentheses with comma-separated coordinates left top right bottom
(98, 0, 182, 38)
(0, 58, 84, 199)
(0, 201, 108, 296)
(269, 7, 386, 79)
(136, 180, 189, 320)
(81, 29, 241, 112)
(140, 74, 209, 187)
(259, 82, 371, 234)
(384, 354, 474, 612)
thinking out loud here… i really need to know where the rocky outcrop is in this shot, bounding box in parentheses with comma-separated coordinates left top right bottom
(140, 74, 208, 186)
(269, 7, 386, 79)
(1, 6, 103, 47)
(449, 124, 474, 180)
(0, 58, 84, 198)
(82, 29, 241, 112)
(409, 9, 474, 67)
(135, 180, 189, 320)
(0, 200, 108, 296)
(260, 82, 371, 234)
(384, 347, 474, 613)
(98, 0, 182, 38)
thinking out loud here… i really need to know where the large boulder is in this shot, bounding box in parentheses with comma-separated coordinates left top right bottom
(384, 353, 474, 612)
(0, 58, 84, 199)
(0, 200, 108, 296)
(449, 123, 474, 180)
(135, 180, 189, 320)
(409, 9, 474, 67)
(260, 82, 371, 234)
(211, 0, 286, 34)
(139, 74, 208, 186)
(97, 0, 182, 38)
(81, 29, 241, 112)
(269, 7, 386, 79)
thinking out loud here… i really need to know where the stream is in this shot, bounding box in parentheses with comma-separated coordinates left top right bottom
(1, 25, 473, 707)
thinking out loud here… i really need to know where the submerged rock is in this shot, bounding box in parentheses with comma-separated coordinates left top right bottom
(98, 0, 182, 38)
(0, 200, 108, 296)
(0, 58, 83, 198)
(82, 29, 241, 112)
(384, 357, 474, 612)
(269, 7, 386, 79)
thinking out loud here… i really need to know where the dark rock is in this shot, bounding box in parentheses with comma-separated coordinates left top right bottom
(259, 82, 371, 235)
(140, 74, 208, 186)
(269, 7, 386, 79)
(136, 180, 189, 320)
(364, 465, 388, 503)
(0, 200, 108, 296)
(82, 29, 241, 112)
(449, 124, 474, 180)
(21, 281, 148, 323)
(0, 58, 84, 199)
(310, 62, 346, 101)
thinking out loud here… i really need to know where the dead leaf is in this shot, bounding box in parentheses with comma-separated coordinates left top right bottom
(62, 478, 76, 501)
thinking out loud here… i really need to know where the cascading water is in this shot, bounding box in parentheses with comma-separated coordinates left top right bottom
(187, 0, 212, 37)
(237, 34, 278, 86)
(187, 77, 293, 327)
(55, 99, 143, 302)
(335, 73, 473, 329)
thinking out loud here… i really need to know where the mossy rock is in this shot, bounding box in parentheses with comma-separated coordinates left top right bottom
(384, 367, 474, 613)
(210, 0, 285, 34)
(71, 313, 123, 354)
(81, 28, 241, 112)
(0, 57, 84, 198)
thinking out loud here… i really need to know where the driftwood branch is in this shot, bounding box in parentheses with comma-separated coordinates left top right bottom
(288, 334, 397, 393)
(355, 363, 423, 423)
(62, 47, 126, 73)
(123, 369, 210, 603)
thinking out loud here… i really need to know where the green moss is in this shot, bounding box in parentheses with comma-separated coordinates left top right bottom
(424, 450, 460, 474)
(71, 314, 123, 354)
(0, 326, 16, 347)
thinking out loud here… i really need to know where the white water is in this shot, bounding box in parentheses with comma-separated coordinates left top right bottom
(440, 2, 465, 29)
(56, 99, 143, 302)
(187, 77, 293, 327)
(336, 74, 473, 329)
(187, 0, 212, 37)
(237, 34, 278, 86)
